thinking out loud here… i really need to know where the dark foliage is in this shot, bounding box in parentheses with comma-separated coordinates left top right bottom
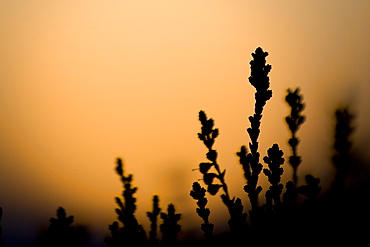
(147, 195, 161, 246)
(105, 159, 182, 247)
(39, 207, 89, 247)
(104, 158, 147, 247)
(159, 204, 181, 246)
(190, 47, 341, 246)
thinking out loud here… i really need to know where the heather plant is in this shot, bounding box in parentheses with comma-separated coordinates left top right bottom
(159, 204, 181, 246)
(39, 207, 79, 247)
(191, 47, 324, 243)
(147, 195, 161, 246)
(196, 110, 249, 239)
(262, 143, 285, 211)
(189, 182, 214, 239)
(193, 48, 272, 227)
(285, 88, 306, 187)
(240, 47, 272, 213)
(284, 89, 321, 204)
(105, 158, 182, 247)
(0, 46, 367, 246)
(330, 108, 353, 197)
(105, 158, 147, 247)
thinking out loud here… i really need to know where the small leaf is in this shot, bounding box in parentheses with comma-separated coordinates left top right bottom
(206, 150, 217, 162)
(204, 139, 214, 149)
(288, 137, 299, 148)
(199, 162, 213, 174)
(203, 173, 217, 185)
(207, 184, 222, 196)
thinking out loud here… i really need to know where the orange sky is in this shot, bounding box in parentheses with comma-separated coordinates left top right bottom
(1, 1, 370, 246)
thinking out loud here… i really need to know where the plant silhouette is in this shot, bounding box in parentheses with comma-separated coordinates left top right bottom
(159, 204, 181, 246)
(241, 47, 272, 213)
(105, 158, 147, 247)
(147, 195, 161, 246)
(105, 158, 182, 247)
(191, 47, 326, 245)
(1, 46, 369, 246)
(38, 207, 90, 247)
(330, 108, 353, 197)
(285, 88, 305, 187)
(189, 182, 214, 240)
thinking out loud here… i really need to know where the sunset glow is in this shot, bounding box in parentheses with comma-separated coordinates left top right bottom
(1, 1, 370, 246)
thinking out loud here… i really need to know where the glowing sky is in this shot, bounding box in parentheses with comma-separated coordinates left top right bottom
(1, 1, 370, 246)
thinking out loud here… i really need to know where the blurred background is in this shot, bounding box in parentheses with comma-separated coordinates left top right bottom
(0, 1, 370, 246)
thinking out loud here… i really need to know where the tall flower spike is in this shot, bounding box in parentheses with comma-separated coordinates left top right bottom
(196, 110, 248, 234)
(105, 158, 146, 247)
(196, 111, 230, 199)
(285, 88, 305, 187)
(241, 47, 272, 212)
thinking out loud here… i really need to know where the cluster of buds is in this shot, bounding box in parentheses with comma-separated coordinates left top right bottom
(197, 110, 225, 196)
(190, 182, 214, 238)
(285, 88, 305, 178)
(248, 47, 273, 119)
(263, 144, 285, 206)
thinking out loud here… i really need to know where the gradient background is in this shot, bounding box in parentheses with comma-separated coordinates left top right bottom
(1, 1, 370, 246)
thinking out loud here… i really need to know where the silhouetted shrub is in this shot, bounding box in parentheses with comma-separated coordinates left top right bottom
(147, 195, 161, 246)
(159, 204, 181, 246)
(39, 207, 89, 247)
(191, 47, 325, 245)
(105, 158, 181, 247)
(104, 158, 147, 247)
